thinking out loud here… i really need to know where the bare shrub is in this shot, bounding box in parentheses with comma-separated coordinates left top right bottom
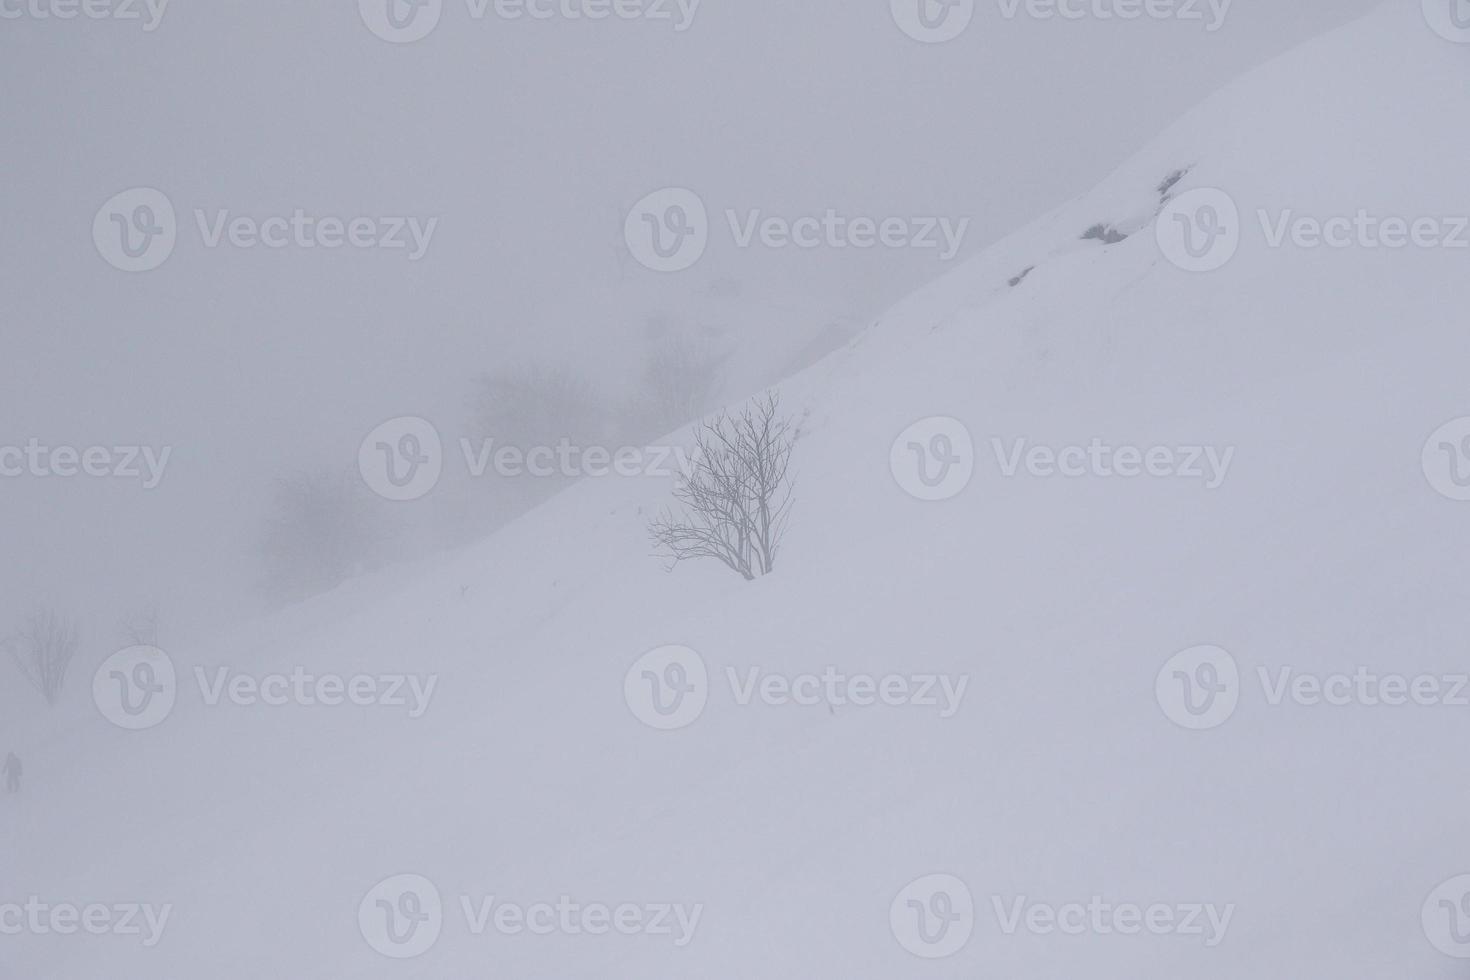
(471, 363, 609, 453)
(1157, 168, 1189, 199)
(1008, 265, 1036, 288)
(1081, 223, 1128, 244)
(7, 608, 82, 706)
(649, 393, 795, 581)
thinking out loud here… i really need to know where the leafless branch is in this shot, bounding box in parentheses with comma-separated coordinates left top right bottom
(8, 607, 82, 706)
(649, 392, 795, 580)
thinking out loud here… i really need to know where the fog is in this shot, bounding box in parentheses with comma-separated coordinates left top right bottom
(1, 0, 1377, 648)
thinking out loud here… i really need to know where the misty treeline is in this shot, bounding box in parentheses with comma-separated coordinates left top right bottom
(257, 328, 730, 604)
(6, 603, 161, 707)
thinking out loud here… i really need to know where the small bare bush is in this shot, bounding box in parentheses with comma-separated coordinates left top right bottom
(649, 393, 795, 581)
(8, 608, 82, 706)
(471, 363, 609, 453)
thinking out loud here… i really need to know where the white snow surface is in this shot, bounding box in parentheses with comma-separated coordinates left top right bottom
(6, 2, 1470, 976)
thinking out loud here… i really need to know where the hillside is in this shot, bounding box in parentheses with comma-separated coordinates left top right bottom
(6, 2, 1470, 977)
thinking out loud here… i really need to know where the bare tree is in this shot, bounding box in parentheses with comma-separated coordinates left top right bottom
(649, 392, 795, 580)
(7, 608, 82, 706)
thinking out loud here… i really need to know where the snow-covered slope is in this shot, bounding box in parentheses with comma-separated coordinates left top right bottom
(8, 2, 1470, 977)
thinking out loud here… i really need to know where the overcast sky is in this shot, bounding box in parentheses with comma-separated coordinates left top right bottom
(0, 0, 1381, 644)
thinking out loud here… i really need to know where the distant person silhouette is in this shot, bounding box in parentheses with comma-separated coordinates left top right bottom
(3, 752, 20, 794)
